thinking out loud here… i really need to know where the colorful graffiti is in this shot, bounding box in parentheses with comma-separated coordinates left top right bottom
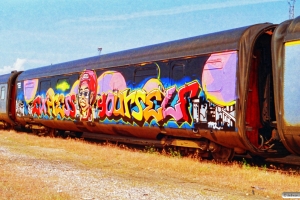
(16, 51, 238, 130)
(202, 51, 237, 106)
(95, 80, 200, 126)
(19, 78, 200, 126)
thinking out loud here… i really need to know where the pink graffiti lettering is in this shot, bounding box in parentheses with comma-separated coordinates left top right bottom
(64, 94, 76, 118)
(161, 86, 183, 121)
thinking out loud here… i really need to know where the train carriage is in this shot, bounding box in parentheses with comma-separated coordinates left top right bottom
(272, 16, 300, 155)
(0, 71, 21, 129)
(12, 22, 293, 161)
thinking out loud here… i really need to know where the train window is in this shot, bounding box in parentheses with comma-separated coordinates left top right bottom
(0, 87, 5, 100)
(171, 64, 185, 83)
(40, 80, 51, 94)
(202, 58, 224, 92)
(134, 64, 158, 84)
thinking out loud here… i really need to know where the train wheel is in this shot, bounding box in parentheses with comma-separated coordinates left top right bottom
(58, 130, 67, 138)
(211, 146, 235, 162)
(32, 129, 39, 135)
(47, 128, 58, 138)
(75, 132, 83, 138)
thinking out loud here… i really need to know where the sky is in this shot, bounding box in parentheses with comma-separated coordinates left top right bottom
(0, 0, 298, 75)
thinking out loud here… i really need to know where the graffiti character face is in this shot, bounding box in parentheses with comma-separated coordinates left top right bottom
(78, 70, 97, 121)
(78, 82, 90, 111)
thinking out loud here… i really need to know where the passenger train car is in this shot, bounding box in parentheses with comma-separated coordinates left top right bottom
(1, 16, 300, 161)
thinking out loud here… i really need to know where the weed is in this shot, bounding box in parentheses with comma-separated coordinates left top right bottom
(262, 164, 267, 172)
(168, 148, 182, 158)
(242, 158, 251, 169)
(144, 145, 158, 154)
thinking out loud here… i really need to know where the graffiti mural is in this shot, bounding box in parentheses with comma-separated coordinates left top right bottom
(193, 51, 237, 130)
(16, 51, 237, 131)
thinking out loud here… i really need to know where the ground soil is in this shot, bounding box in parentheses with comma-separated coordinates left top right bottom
(0, 144, 272, 199)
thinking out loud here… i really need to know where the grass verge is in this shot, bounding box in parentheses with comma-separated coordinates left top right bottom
(0, 130, 299, 199)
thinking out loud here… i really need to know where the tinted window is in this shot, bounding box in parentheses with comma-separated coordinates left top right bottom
(134, 65, 158, 84)
(40, 80, 51, 94)
(172, 64, 185, 82)
(0, 87, 5, 100)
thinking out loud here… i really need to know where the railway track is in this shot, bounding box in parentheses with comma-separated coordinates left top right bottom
(234, 155, 300, 175)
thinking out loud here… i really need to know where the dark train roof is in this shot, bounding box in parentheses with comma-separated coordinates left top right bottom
(17, 23, 273, 81)
(284, 15, 300, 42)
(0, 73, 12, 84)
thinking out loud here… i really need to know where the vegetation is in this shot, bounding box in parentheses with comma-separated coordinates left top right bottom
(0, 130, 299, 199)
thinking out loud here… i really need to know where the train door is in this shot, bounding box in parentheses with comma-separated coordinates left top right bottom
(9, 82, 16, 121)
(8, 72, 23, 123)
(246, 50, 261, 146)
(246, 31, 275, 148)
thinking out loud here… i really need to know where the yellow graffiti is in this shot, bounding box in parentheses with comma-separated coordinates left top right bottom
(203, 83, 236, 106)
(144, 89, 163, 122)
(54, 94, 65, 118)
(132, 90, 146, 121)
(113, 92, 125, 117)
(285, 40, 300, 46)
(46, 88, 55, 116)
(122, 89, 134, 118)
(56, 81, 70, 91)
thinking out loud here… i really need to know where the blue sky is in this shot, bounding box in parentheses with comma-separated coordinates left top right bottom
(0, 0, 297, 75)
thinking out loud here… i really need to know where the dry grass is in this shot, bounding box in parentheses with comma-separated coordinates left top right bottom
(0, 153, 70, 200)
(0, 172, 70, 200)
(0, 130, 299, 199)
